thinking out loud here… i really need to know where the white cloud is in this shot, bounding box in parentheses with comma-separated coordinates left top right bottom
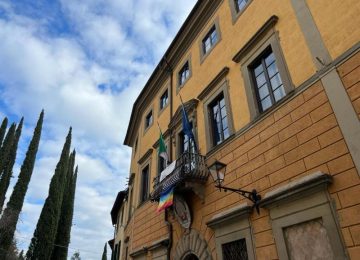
(0, 0, 196, 259)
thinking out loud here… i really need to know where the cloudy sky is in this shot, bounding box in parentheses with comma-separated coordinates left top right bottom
(0, 0, 196, 258)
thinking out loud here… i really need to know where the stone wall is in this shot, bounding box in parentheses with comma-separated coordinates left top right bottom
(183, 79, 360, 259)
(338, 50, 360, 119)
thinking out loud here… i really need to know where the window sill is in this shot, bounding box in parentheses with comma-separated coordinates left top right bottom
(158, 103, 169, 117)
(252, 89, 295, 121)
(177, 77, 191, 93)
(143, 122, 153, 135)
(205, 90, 295, 159)
(205, 133, 236, 158)
(230, 0, 253, 25)
(200, 41, 220, 65)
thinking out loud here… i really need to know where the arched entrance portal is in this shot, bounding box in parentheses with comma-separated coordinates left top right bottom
(173, 229, 212, 260)
(183, 253, 199, 260)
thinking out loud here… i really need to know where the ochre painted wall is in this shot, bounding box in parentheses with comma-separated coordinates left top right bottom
(119, 1, 360, 259)
(307, 0, 360, 60)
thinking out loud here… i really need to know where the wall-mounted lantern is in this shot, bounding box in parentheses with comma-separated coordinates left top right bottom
(208, 160, 261, 214)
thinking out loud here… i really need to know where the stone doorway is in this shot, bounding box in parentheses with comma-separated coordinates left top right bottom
(182, 253, 199, 260)
(173, 229, 212, 260)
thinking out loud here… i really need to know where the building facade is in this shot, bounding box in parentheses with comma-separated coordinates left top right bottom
(110, 0, 360, 259)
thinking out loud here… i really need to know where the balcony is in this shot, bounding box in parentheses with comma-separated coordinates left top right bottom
(150, 153, 209, 200)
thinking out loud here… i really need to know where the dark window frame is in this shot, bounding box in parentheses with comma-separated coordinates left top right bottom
(177, 57, 192, 90)
(158, 156, 167, 175)
(133, 137, 138, 157)
(144, 110, 153, 130)
(222, 238, 248, 260)
(199, 18, 221, 63)
(140, 164, 150, 203)
(120, 206, 124, 225)
(179, 61, 190, 86)
(174, 108, 198, 159)
(179, 126, 196, 156)
(202, 78, 234, 153)
(238, 28, 293, 121)
(202, 25, 218, 54)
(235, 0, 250, 12)
(250, 46, 286, 113)
(228, 0, 252, 23)
(127, 188, 133, 221)
(157, 138, 168, 176)
(117, 242, 121, 260)
(208, 92, 230, 146)
(159, 89, 169, 110)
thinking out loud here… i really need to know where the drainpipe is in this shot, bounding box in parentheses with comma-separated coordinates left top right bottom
(165, 57, 174, 162)
(164, 209, 173, 260)
(163, 57, 173, 260)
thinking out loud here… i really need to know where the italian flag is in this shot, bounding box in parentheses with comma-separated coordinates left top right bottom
(158, 132, 168, 163)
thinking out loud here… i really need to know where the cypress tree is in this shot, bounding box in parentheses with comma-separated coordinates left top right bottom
(0, 118, 23, 212)
(0, 111, 43, 254)
(102, 243, 107, 260)
(0, 117, 8, 147)
(51, 151, 78, 260)
(19, 250, 25, 260)
(26, 127, 72, 260)
(0, 123, 16, 177)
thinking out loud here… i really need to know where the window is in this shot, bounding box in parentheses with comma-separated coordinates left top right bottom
(209, 93, 230, 146)
(145, 111, 153, 129)
(229, 0, 251, 22)
(262, 172, 347, 260)
(251, 48, 286, 112)
(199, 18, 221, 62)
(202, 25, 218, 54)
(207, 204, 255, 260)
(235, 0, 250, 13)
(158, 156, 167, 175)
(140, 165, 149, 203)
(179, 61, 190, 86)
(112, 243, 120, 260)
(117, 242, 121, 260)
(125, 246, 128, 260)
(133, 137, 138, 157)
(158, 149, 167, 175)
(179, 129, 195, 155)
(120, 207, 124, 225)
(201, 74, 234, 152)
(160, 90, 169, 110)
(222, 239, 248, 260)
(128, 188, 133, 220)
(234, 16, 293, 120)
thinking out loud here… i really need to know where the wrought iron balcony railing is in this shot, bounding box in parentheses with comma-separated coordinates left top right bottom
(150, 152, 209, 200)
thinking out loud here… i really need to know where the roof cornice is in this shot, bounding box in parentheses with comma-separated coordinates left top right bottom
(124, 0, 224, 146)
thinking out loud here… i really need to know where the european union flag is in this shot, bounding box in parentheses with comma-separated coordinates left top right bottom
(181, 104, 197, 152)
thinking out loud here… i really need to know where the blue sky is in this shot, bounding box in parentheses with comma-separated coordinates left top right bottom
(0, 0, 196, 258)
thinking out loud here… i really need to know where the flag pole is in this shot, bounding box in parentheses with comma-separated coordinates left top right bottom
(157, 122, 169, 166)
(179, 93, 185, 107)
(178, 93, 198, 153)
(157, 121, 163, 134)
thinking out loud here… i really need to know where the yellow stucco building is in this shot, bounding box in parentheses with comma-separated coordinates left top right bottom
(109, 0, 360, 259)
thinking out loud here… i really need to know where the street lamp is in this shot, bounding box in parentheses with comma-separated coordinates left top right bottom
(208, 160, 261, 214)
(208, 160, 226, 187)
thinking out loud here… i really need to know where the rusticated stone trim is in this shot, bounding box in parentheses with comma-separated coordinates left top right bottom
(137, 148, 153, 165)
(173, 229, 212, 260)
(232, 15, 278, 63)
(260, 171, 332, 208)
(197, 67, 229, 101)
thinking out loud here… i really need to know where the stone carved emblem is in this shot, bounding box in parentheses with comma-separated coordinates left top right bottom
(173, 195, 191, 229)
